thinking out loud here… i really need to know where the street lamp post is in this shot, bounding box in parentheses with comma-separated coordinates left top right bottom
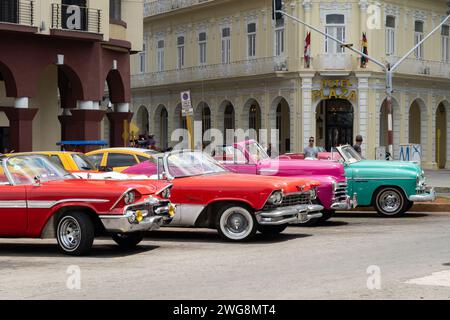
(273, 1, 450, 158)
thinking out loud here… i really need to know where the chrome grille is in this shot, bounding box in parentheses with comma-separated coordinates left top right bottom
(263, 192, 311, 211)
(335, 182, 348, 201)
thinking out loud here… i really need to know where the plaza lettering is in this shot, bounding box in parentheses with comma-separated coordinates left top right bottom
(312, 79, 358, 101)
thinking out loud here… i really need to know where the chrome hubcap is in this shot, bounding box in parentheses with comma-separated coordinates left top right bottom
(58, 217, 81, 251)
(379, 190, 402, 214)
(220, 207, 253, 240)
(226, 213, 248, 234)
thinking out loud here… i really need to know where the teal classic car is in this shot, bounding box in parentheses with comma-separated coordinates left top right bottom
(333, 145, 436, 217)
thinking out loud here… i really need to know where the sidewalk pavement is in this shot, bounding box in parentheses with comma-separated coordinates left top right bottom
(425, 170, 450, 194)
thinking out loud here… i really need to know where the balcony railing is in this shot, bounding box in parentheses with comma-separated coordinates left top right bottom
(313, 53, 354, 72)
(132, 56, 299, 88)
(385, 56, 450, 78)
(144, 0, 213, 17)
(51, 4, 102, 34)
(0, 0, 34, 26)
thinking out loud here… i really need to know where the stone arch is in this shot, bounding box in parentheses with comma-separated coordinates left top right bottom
(378, 97, 401, 157)
(0, 60, 18, 97)
(106, 69, 126, 104)
(217, 100, 235, 143)
(195, 101, 212, 142)
(270, 96, 291, 154)
(242, 98, 262, 139)
(408, 98, 428, 160)
(153, 104, 169, 150)
(434, 100, 450, 169)
(135, 105, 149, 136)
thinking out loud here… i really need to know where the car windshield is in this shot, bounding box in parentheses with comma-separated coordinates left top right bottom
(245, 142, 269, 161)
(166, 151, 227, 178)
(72, 154, 96, 170)
(337, 145, 362, 164)
(3, 155, 73, 185)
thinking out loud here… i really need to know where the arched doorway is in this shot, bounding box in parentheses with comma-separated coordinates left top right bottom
(154, 105, 168, 151)
(196, 102, 211, 143)
(436, 102, 447, 169)
(174, 103, 188, 148)
(276, 98, 290, 154)
(409, 102, 421, 144)
(316, 99, 353, 151)
(219, 100, 235, 144)
(224, 103, 235, 131)
(244, 98, 261, 140)
(136, 105, 149, 135)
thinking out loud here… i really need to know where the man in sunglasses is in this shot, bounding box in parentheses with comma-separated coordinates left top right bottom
(304, 137, 318, 159)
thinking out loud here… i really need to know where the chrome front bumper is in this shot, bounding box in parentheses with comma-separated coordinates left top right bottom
(100, 198, 174, 233)
(409, 187, 436, 202)
(330, 193, 358, 210)
(256, 204, 324, 225)
(100, 214, 164, 233)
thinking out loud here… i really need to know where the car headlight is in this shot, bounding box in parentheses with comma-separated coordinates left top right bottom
(124, 191, 135, 205)
(267, 191, 283, 205)
(310, 187, 318, 200)
(160, 187, 171, 199)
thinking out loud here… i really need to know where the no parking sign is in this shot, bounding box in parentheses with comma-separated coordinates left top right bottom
(180, 91, 194, 116)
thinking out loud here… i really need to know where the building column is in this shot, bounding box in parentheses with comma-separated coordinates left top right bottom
(107, 103, 133, 148)
(301, 73, 315, 151)
(356, 73, 370, 157)
(69, 100, 105, 152)
(0, 107, 38, 152)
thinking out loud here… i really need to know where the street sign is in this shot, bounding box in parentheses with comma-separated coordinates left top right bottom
(375, 146, 386, 160)
(399, 144, 422, 163)
(180, 90, 194, 116)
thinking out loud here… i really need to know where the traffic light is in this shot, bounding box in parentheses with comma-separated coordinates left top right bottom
(272, 0, 283, 20)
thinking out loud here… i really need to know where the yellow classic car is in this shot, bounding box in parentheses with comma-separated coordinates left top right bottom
(86, 148, 157, 172)
(7, 151, 97, 172)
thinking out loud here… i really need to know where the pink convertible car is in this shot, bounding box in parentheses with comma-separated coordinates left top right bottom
(212, 140, 357, 223)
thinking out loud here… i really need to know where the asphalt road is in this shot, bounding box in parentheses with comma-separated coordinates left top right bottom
(1, 211, 450, 300)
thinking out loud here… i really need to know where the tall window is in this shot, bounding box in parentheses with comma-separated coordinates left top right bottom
(199, 32, 207, 65)
(414, 21, 424, 59)
(221, 27, 231, 64)
(385, 15, 396, 55)
(177, 36, 185, 69)
(247, 23, 257, 58)
(110, 0, 121, 20)
(325, 14, 345, 54)
(139, 40, 146, 73)
(275, 19, 285, 56)
(442, 25, 449, 62)
(0, 0, 18, 23)
(157, 39, 165, 72)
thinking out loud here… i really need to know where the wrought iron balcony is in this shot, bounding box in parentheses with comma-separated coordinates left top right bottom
(385, 56, 450, 78)
(51, 3, 102, 34)
(131, 57, 299, 88)
(0, 0, 34, 26)
(144, 0, 214, 17)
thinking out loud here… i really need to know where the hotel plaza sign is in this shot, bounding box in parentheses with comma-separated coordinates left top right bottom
(312, 80, 358, 101)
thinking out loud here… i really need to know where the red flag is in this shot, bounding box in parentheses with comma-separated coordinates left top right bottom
(304, 32, 311, 68)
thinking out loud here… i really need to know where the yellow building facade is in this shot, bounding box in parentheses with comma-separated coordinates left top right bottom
(131, 0, 450, 169)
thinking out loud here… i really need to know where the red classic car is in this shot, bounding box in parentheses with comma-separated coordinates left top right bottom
(122, 151, 323, 242)
(0, 154, 174, 255)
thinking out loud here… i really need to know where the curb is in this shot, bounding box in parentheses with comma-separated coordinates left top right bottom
(343, 203, 450, 213)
